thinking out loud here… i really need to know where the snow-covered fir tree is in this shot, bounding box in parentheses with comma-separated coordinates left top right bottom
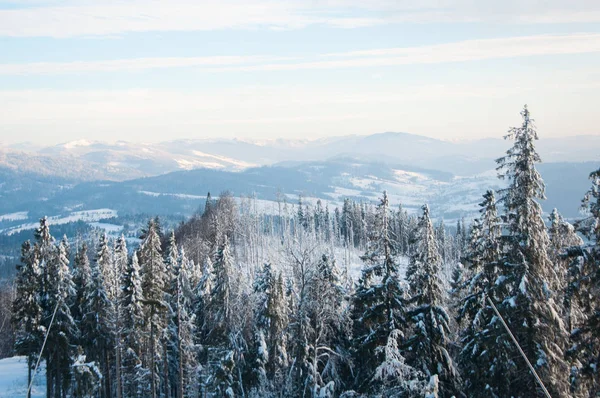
(405, 204, 457, 397)
(44, 237, 78, 397)
(352, 191, 412, 394)
(457, 190, 510, 397)
(12, 240, 43, 398)
(138, 219, 168, 398)
(119, 251, 146, 398)
(167, 242, 198, 398)
(567, 167, 600, 396)
(495, 105, 570, 397)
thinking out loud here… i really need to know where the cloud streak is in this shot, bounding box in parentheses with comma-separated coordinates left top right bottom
(2, 33, 600, 75)
(1, 0, 600, 38)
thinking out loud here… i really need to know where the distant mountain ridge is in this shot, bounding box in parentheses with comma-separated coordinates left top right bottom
(3, 132, 599, 181)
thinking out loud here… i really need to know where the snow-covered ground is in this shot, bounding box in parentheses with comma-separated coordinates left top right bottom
(0, 356, 45, 398)
(1, 209, 118, 235)
(90, 222, 124, 234)
(0, 211, 29, 222)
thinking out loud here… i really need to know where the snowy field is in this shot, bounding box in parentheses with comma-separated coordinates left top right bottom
(0, 356, 46, 398)
(0, 211, 29, 222)
(1, 209, 118, 235)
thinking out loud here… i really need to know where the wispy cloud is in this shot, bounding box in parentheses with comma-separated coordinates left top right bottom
(1, 0, 600, 38)
(2, 33, 599, 75)
(0, 55, 295, 74)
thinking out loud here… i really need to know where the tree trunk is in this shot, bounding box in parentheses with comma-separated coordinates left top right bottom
(104, 347, 113, 398)
(151, 317, 157, 398)
(115, 339, 122, 398)
(178, 303, 184, 398)
(27, 354, 32, 398)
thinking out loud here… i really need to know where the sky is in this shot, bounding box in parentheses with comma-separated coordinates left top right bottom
(1, 0, 600, 146)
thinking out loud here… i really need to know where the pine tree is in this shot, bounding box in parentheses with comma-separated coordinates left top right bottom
(249, 262, 274, 390)
(205, 237, 239, 395)
(494, 105, 569, 397)
(82, 234, 115, 398)
(113, 235, 128, 398)
(139, 220, 168, 398)
(194, 253, 214, 396)
(12, 240, 43, 398)
(120, 252, 146, 398)
(567, 168, 600, 396)
(457, 191, 509, 397)
(405, 204, 457, 397)
(167, 245, 198, 398)
(267, 273, 289, 386)
(352, 191, 410, 393)
(305, 255, 351, 396)
(44, 236, 78, 397)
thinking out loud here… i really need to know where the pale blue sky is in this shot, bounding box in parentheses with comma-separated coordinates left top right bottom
(1, 0, 600, 145)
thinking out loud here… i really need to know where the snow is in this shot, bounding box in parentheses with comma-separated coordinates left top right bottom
(90, 222, 123, 233)
(0, 211, 28, 222)
(176, 159, 225, 170)
(62, 139, 93, 149)
(0, 356, 45, 398)
(1, 209, 118, 235)
(190, 150, 257, 169)
(138, 191, 205, 200)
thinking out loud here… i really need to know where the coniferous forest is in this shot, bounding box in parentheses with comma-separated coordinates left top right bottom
(6, 106, 600, 397)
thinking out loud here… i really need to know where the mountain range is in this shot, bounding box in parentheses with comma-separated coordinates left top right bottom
(3, 133, 600, 180)
(0, 132, 598, 238)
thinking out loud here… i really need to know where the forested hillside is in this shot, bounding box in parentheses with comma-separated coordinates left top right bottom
(2, 107, 600, 397)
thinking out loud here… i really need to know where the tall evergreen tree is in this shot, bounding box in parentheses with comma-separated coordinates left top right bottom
(567, 168, 600, 396)
(405, 204, 457, 397)
(82, 235, 115, 398)
(139, 220, 168, 398)
(494, 105, 569, 397)
(12, 240, 43, 398)
(167, 245, 198, 398)
(352, 191, 410, 393)
(113, 235, 128, 398)
(205, 237, 239, 395)
(120, 252, 146, 398)
(457, 190, 509, 397)
(45, 237, 78, 397)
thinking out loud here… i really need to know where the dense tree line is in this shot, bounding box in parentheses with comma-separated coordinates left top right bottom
(9, 106, 600, 397)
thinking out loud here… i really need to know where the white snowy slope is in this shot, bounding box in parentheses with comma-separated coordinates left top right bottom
(0, 356, 46, 398)
(0, 209, 118, 235)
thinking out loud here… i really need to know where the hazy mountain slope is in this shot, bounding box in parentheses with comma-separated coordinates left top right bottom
(6, 132, 598, 181)
(1, 158, 596, 239)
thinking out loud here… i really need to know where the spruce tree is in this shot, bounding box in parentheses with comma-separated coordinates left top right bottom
(12, 240, 43, 398)
(405, 204, 457, 397)
(495, 105, 569, 397)
(567, 168, 600, 396)
(45, 237, 78, 397)
(205, 237, 238, 395)
(82, 234, 115, 398)
(457, 191, 509, 397)
(120, 252, 146, 398)
(352, 191, 410, 393)
(139, 219, 168, 398)
(113, 235, 128, 398)
(305, 254, 350, 396)
(167, 245, 198, 398)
